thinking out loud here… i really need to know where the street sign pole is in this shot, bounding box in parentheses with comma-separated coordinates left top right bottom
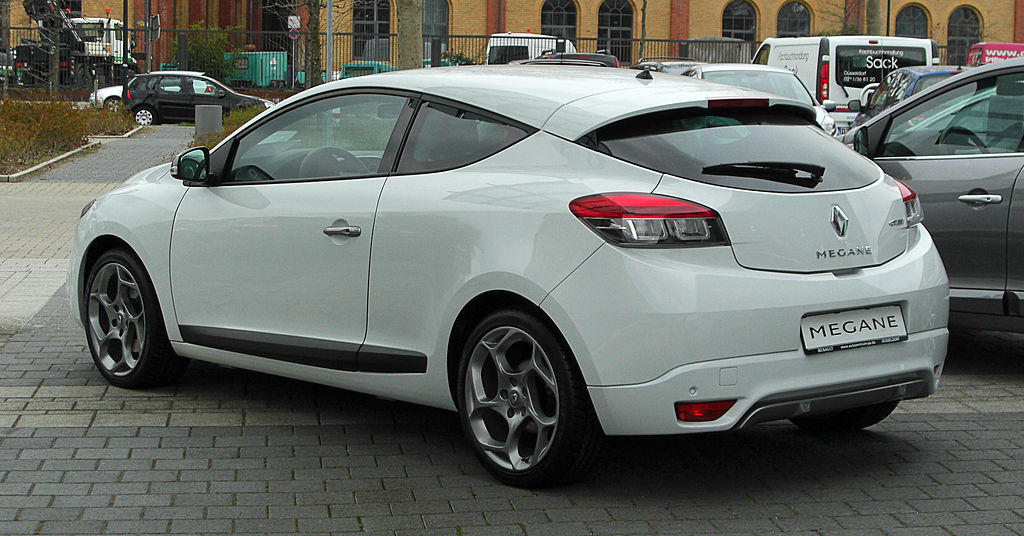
(325, 0, 332, 83)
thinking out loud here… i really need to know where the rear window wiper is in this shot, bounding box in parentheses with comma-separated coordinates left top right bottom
(701, 161, 825, 188)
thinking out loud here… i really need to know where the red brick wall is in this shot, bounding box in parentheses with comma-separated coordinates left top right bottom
(1016, 0, 1024, 42)
(486, 0, 505, 34)
(670, 0, 689, 39)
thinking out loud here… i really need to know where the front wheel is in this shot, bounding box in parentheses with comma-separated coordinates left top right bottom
(133, 105, 156, 126)
(103, 97, 120, 112)
(457, 309, 602, 487)
(84, 249, 188, 388)
(790, 400, 899, 433)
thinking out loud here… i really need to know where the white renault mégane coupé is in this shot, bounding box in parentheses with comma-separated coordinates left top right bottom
(69, 66, 949, 487)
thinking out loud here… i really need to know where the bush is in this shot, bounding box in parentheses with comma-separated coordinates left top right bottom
(0, 101, 135, 174)
(193, 104, 264, 148)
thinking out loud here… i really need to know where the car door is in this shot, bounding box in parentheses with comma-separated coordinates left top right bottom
(871, 71, 1024, 315)
(188, 76, 226, 119)
(154, 76, 190, 122)
(169, 92, 414, 370)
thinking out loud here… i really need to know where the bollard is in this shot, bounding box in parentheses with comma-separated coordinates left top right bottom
(195, 105, 223, 140)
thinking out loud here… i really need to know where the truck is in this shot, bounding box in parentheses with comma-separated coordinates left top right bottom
(14, 0, 138, 88)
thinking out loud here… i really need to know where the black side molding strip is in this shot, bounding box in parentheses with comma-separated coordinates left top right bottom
(179, 326, 426, 373)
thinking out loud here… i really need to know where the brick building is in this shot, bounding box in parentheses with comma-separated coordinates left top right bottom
(6, 0, 1020, 63)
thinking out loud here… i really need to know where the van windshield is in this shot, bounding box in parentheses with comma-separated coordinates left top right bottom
(836, 46, 927, 89)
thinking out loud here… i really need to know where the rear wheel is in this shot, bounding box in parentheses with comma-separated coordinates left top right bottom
(790, 400, 899, 433)
(84, 249, 188, 388)
(456, 309, 602, 487)
(133, 105, 156, 126)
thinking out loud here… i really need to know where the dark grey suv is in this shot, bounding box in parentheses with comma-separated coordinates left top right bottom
(124, 71, 272, 125)
(845, 57, 1024, 332)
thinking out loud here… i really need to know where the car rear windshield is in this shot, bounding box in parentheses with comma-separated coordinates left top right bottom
(578, 108, 879, 193)
(836, 46, 928, 89)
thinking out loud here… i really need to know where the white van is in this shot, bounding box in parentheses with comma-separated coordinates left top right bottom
(753, 36, 939, 133)
(485, 33, 577, 64)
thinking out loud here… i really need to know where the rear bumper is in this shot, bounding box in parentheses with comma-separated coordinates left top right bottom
(588, 327, 946, 435)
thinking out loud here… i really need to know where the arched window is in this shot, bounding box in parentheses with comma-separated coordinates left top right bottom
(777, 2, 809, 37)
(598, 0, 633, 64)
(895, 5, 928, 38)
(353, 0, 390, 61)
(947, 7, 981, 65)
(422, 0, 448, 38)
(541, 0, 577, 40)
(722, 0, 756, 41)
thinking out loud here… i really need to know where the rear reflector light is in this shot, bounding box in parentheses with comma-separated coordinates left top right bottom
(818, 62, 829, 101)
(894, 179, 923, 227)
(569, 193, 729, 247)
(676, 400, 736, 422)
(708, 98, 769, 109)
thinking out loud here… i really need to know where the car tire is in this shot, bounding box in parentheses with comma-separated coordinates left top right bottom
(789, 400, 899, 433)
(133, 105, 156, 126)
(83, 249, 189, 388)
(103, 97, 120, 112)
(456, 309, 602, 487)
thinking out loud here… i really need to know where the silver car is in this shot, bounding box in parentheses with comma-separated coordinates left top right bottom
(845, 57, 1024, 332)
(683, 63, 837, 135)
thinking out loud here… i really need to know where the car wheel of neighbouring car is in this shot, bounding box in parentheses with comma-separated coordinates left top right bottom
(456, 309, 603, 487)
(133, 106, 156, 125)
(103, 97, 120, 112)
(84, 249, 189, 388)
(789, 400, 900, 433)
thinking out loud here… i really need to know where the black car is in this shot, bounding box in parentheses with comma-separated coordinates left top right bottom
(123, 71, 272, 125)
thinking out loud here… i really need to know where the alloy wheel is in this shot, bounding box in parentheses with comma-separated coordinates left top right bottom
(134, 108, 153, 125)
(464, 326, 559, 471)
(87, 262, 146, 376)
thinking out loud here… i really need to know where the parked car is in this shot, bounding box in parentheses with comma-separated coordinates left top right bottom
(70, 65, 948, 487)
(88, 84, 123, 110)
(844, 57, 1024, 332)
(123, 70, 273, 125)
(754, 36, 940, 134)
(682, 63, 837, 135)
(631, 56, 702, 75)
(967, 42, 1024, 67)
(849, 65, 965, 127)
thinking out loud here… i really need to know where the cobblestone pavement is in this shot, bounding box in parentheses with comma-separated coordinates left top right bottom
(0, 126, 192, 335)
(0, 124, 1023, 535)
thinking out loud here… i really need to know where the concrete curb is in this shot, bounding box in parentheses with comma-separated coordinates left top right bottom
(0, 141, 101, 183)
(88, 125, 146, 141)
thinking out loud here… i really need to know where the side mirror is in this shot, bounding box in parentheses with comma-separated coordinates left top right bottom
(847, 99, 861, 112)
(853, 128, 870, 156)
(170, 147, 210, 184)
(822, 99, 837, 112)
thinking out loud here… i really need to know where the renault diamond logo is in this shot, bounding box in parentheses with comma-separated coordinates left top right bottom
(831, 206, 849, 238)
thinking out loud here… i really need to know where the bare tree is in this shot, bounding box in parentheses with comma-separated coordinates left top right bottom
(637, 0, 647, 60)
(394, 0, 420, 70)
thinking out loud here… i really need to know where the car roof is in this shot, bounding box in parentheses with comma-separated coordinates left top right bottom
(289, 65, 815, 140)
(892, 65, 965, 77)
(140, 70, 206, 77)
(693, 63, 795, 74)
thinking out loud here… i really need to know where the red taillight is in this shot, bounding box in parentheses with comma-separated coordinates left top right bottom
(126, 88, 131, 99)
(818, 62, 829, 101)
(708, 98, 769, 109)
(675, 400, 736, 422)
(893, 179, 923, 227)
(569, 193, 728, 246)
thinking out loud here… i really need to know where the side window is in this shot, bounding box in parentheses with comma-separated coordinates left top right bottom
(397, 102, 529, 174)
(191, 78, 218, 95)
(881, 73, 1024, 157)
(157, 76, 183, 94)
(753, 44, 770, 65)
(227, 93, 410, 183)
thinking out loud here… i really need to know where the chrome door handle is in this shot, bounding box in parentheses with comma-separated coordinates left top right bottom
(323, 225, 361, 237)
(958, 194, 1002, 205)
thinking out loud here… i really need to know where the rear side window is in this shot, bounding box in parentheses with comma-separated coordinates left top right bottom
(158, 76, 183, 94)
(836, 46, 927, 88)
(396, 102, 529, 174)
(579, 108, 879, 193)
(753, 44, 770, 65)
